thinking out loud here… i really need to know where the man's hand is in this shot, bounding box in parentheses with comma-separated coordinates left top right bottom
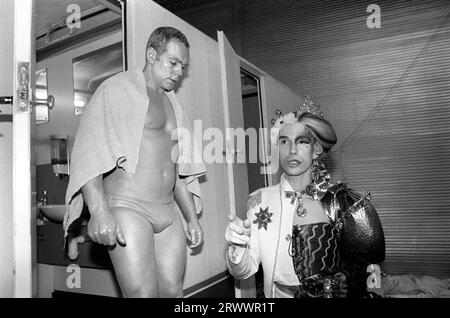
(87, 210, 126, 246)
(186, 219, 203, 248)
(225, 214, 251, 246)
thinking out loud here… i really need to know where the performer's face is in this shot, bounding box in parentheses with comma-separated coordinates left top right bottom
(149, 40, 189, 92)
(278, 123, 319, 177)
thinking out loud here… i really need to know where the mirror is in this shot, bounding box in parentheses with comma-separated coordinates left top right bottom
(72, 42, 123, 116)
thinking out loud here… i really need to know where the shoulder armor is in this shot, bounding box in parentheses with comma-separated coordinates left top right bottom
(321, 183, 386, 267)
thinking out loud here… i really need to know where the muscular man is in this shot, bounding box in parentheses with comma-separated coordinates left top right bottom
(64, 27, 206, 297)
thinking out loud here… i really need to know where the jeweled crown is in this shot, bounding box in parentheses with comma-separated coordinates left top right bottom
(269, 94, 324, 145)
(296, 94, 324, 118)
(270, 94, 323, 126)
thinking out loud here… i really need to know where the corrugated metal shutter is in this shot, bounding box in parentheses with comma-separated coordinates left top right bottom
(244, 0, 450, 277)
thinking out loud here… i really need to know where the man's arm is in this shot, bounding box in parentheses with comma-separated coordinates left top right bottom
(82, 175, 126, 246)
(225, 213, 260, 279)
(174, 175, 203, 248)
(225, 192, 262, 279)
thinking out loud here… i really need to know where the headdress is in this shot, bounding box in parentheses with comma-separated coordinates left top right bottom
(270, 94, 324, 145)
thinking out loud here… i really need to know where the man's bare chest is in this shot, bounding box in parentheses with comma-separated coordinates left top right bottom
(144, 90, 177, 133)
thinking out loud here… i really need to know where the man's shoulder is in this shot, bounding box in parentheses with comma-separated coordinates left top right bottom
(101, 67, 142, 92)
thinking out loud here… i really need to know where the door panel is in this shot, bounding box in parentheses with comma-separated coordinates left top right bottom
(218, 31, 304, 298)
(0, 0, 15, 298)
(127, 0, 230, 291)
(218, 31, 255, 298)
(13, 0, 35, 297)
(0, 0, 35, 297)
(218, 31, 249, 220)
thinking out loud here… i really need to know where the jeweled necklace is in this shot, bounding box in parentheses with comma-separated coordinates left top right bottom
(285, 190, 308, 218)
(283, 160, 333, 218)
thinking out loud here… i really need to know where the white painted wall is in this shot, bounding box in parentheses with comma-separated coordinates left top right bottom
(0, 0, 15, 298)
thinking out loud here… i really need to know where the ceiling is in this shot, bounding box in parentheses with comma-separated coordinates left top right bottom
(35, 0, 216, 99)
(35, 0, 215, 37)
(35, 0, 104, 36)
(154, 0, 215, 12)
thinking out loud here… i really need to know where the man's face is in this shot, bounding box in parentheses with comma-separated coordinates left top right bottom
(278, 122, 318, 177)
(150, 40, 189, 92)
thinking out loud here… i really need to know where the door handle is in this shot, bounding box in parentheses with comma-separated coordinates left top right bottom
(32, 95, 55, 109)
(0, 96, 13, 105)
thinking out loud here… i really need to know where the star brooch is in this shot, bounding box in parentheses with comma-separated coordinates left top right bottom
(253, 207, 273, 230)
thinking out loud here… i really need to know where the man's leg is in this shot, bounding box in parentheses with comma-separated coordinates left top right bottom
(154, 212, 186, 297)
(108, 208, 159, 297)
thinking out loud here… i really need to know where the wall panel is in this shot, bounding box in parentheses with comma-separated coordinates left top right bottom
(178, 0, 450, 277)
(244, 0, 450, 277)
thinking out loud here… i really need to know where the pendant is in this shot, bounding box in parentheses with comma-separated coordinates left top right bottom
(296, 195, 307, 218)
(296, 207, 307, 218)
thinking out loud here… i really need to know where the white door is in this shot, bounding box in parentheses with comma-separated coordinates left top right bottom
(218, 31, 255, 297)
(218, 31, 304, 297)
(0, 0, 36, 297)
(218, 31, 304, 219)
(126, 0, 232, 293)
(217, 32, 250, 220)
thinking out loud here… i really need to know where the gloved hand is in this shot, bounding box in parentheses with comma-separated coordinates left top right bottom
(225, 214, 251, 246)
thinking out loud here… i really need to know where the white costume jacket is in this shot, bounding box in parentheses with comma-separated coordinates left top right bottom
(227, 174, 329, 297)
(227, 171, 386, 298)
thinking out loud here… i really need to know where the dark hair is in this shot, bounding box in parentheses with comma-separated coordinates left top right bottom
(297, 113, 337, 152)
(146, 26, 190, 56)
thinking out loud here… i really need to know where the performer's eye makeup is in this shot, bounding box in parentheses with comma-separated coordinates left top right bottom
(295, 136, 311, 144)
(278, 137, 290, 145)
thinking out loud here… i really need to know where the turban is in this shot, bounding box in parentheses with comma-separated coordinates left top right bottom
(297, 113, 337, 152)
(270, 95, 337, 152)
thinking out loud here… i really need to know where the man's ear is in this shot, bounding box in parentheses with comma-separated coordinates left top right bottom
(146, 47, 157, 64)
(313, 143, 323, 159)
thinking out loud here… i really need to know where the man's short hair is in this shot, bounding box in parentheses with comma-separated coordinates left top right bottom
(146, 26, 190, 56)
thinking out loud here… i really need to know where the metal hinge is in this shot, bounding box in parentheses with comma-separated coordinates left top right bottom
(17, 62, 30, 112)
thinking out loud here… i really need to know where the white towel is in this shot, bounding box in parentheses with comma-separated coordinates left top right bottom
(63, 66, 207, 239)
